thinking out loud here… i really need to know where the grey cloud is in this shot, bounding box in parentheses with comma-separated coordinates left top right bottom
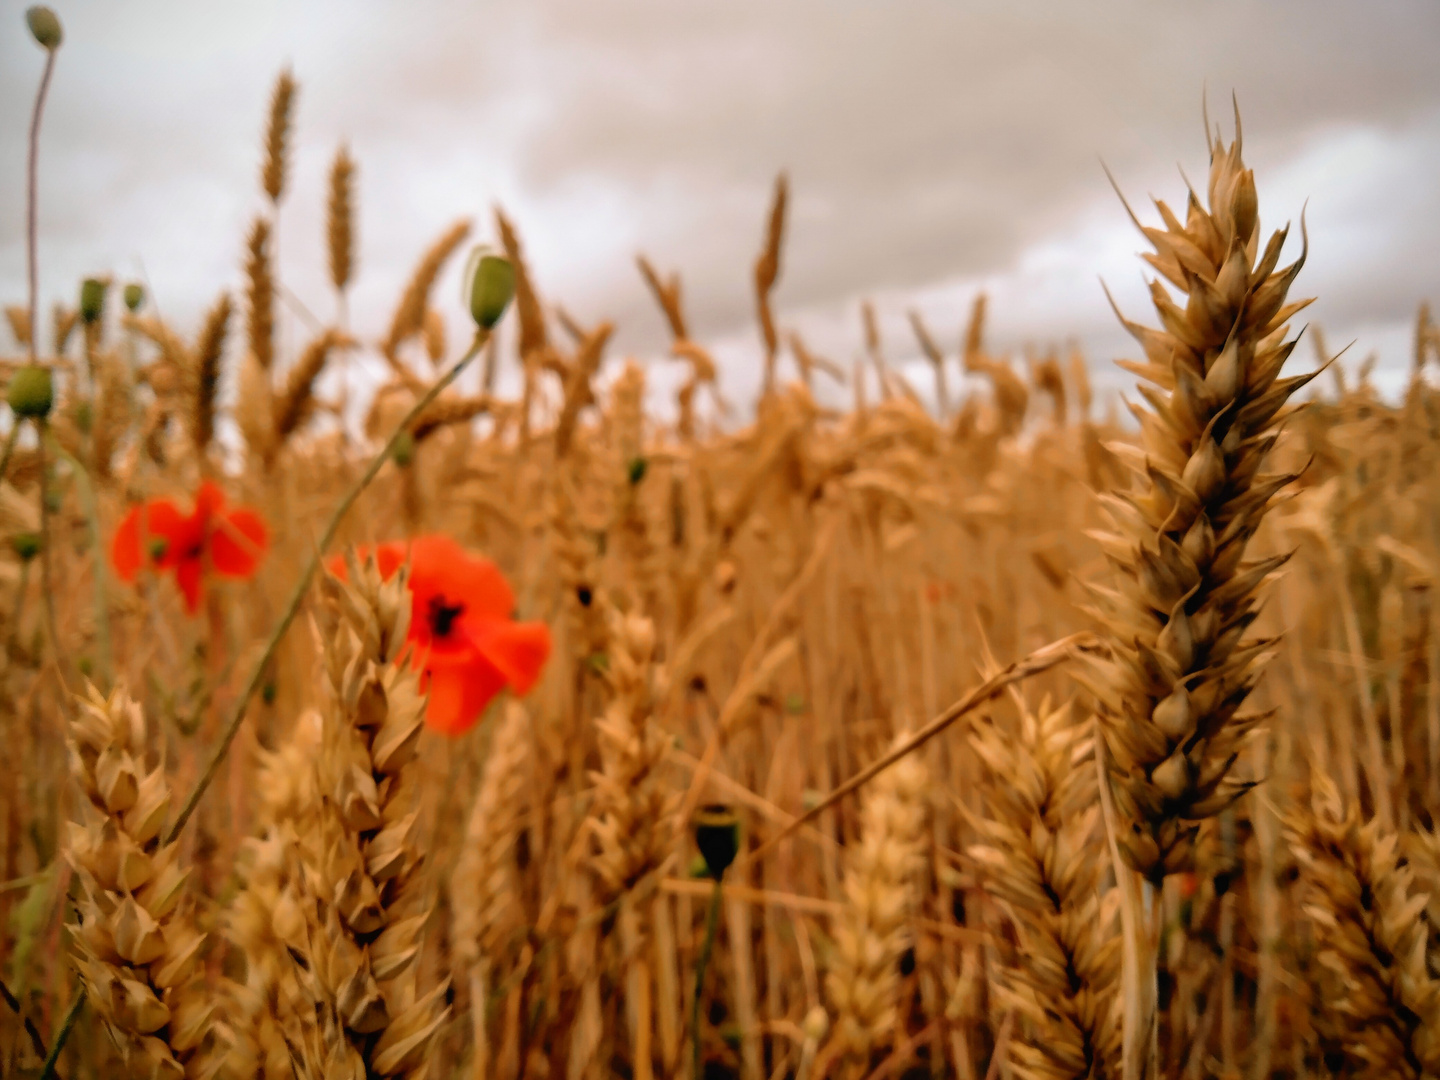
(1, 0, 1438, 404)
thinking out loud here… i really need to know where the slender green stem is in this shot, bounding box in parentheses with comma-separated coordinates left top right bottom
(9, 558, 31, 654)
(692, 875, 724, 1080)
(48, 434, 109, 687)
(0, 423, 19, 481)
(28, 48, 57, 366)
(35, 418, 65, 689)
(38, 987, 81, 1080)
(164, 328, 489, 845)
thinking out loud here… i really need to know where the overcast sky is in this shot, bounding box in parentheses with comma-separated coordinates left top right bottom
(3, 0, 1439, 411)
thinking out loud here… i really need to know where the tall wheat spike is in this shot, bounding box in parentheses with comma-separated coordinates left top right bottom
(1085, 109, 1316, 880)
(328, 144, 356, 295)
(381, 220, 470, 363)
(262, 69, 297, 205)
(189, 292, 231, 461)
(245, 217, 276, 373)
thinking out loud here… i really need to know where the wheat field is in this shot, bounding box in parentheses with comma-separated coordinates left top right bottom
(3, 14, 1440, 1080)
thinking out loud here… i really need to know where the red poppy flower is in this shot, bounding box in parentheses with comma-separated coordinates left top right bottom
(112, 481, 269, 614)
(330, 534, 551, 736)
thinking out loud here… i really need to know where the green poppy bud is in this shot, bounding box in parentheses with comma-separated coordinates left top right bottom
(465, 247, 515, 330)
(627, 456, 648, 486)
(80, 278, 107, 324)
(391, 429, 415, 467)
(43, 487, 60, 514)
(10, 532, 41, 561)
(694, 804, 740, 879)
(7, 364, 53, 418)
(25, 6, 61, 50)
(123, 283, 145, 312)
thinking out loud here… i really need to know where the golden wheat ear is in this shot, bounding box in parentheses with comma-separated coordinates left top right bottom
(966, 700, 1122, 1078)
(1087, 117, 1315, 883)
(822, 728, 929, 1069)
(65, 682, 227, 1075)
(276, 552, 447, 1078)
(1286, 777, 1440, 1075)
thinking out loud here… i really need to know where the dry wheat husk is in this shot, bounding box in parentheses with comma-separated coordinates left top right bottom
(279, 554, 448, 1078)
(823, 728, 929, 1071)
(65, 683, 225, 1078)
(968, 699, 1122, 1080)
(1287, 777, 1440, 1077)
(1084, 115, 1317, 880)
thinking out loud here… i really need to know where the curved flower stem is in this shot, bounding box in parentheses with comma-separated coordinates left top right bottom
(164, 327, 489, 844)
(9, 559, 31, 654)
(36, 419, 64, 689)
(28, 47, 57, 366)
(691, 874, 724, 1080)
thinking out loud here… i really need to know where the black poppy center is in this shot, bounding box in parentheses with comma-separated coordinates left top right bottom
(428, 595, 466, 638)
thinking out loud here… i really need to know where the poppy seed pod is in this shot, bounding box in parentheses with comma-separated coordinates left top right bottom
(80, 278, 107, 325)
(391, 430, 415, 467)
(10, 532, 41, 561)
(123, 283, 145, 312)
(466, 248, 515, 330)
(26, 6, 61, 50)
(7, 364, 53, 418)
(694, 804, 740, 879)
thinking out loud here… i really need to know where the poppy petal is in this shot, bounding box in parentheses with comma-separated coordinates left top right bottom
(407, 534, 514, 620)
(175, 558, 204, 615)
(211, 508, 269, 577)
(422, 651, 507, 736)
(111, 505, 144, 582)
(194, 480, 228, 520)
(374, 541, 409, 581)
(470, 619, 552, 696)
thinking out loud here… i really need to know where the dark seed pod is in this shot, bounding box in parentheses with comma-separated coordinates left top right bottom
(694, 804, 740, 879)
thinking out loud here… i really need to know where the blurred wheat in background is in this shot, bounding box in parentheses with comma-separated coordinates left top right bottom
(3, 8, 1440, 1079)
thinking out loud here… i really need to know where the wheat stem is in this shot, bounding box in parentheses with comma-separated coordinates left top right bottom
(692, 876, 724, 1080)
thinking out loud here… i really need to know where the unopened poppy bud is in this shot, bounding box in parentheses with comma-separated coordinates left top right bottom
(466, 248, 515, 330)
(26, 6, 62, 50)
(11, 532, 41, 561)
(7, 364, 53, 418)
(44, 487, 60, 513)
(391, 430, 415, 467)
(123, 283, 145, 312)
(79, 278, 107, 324)
(694, 803, 740, 879)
